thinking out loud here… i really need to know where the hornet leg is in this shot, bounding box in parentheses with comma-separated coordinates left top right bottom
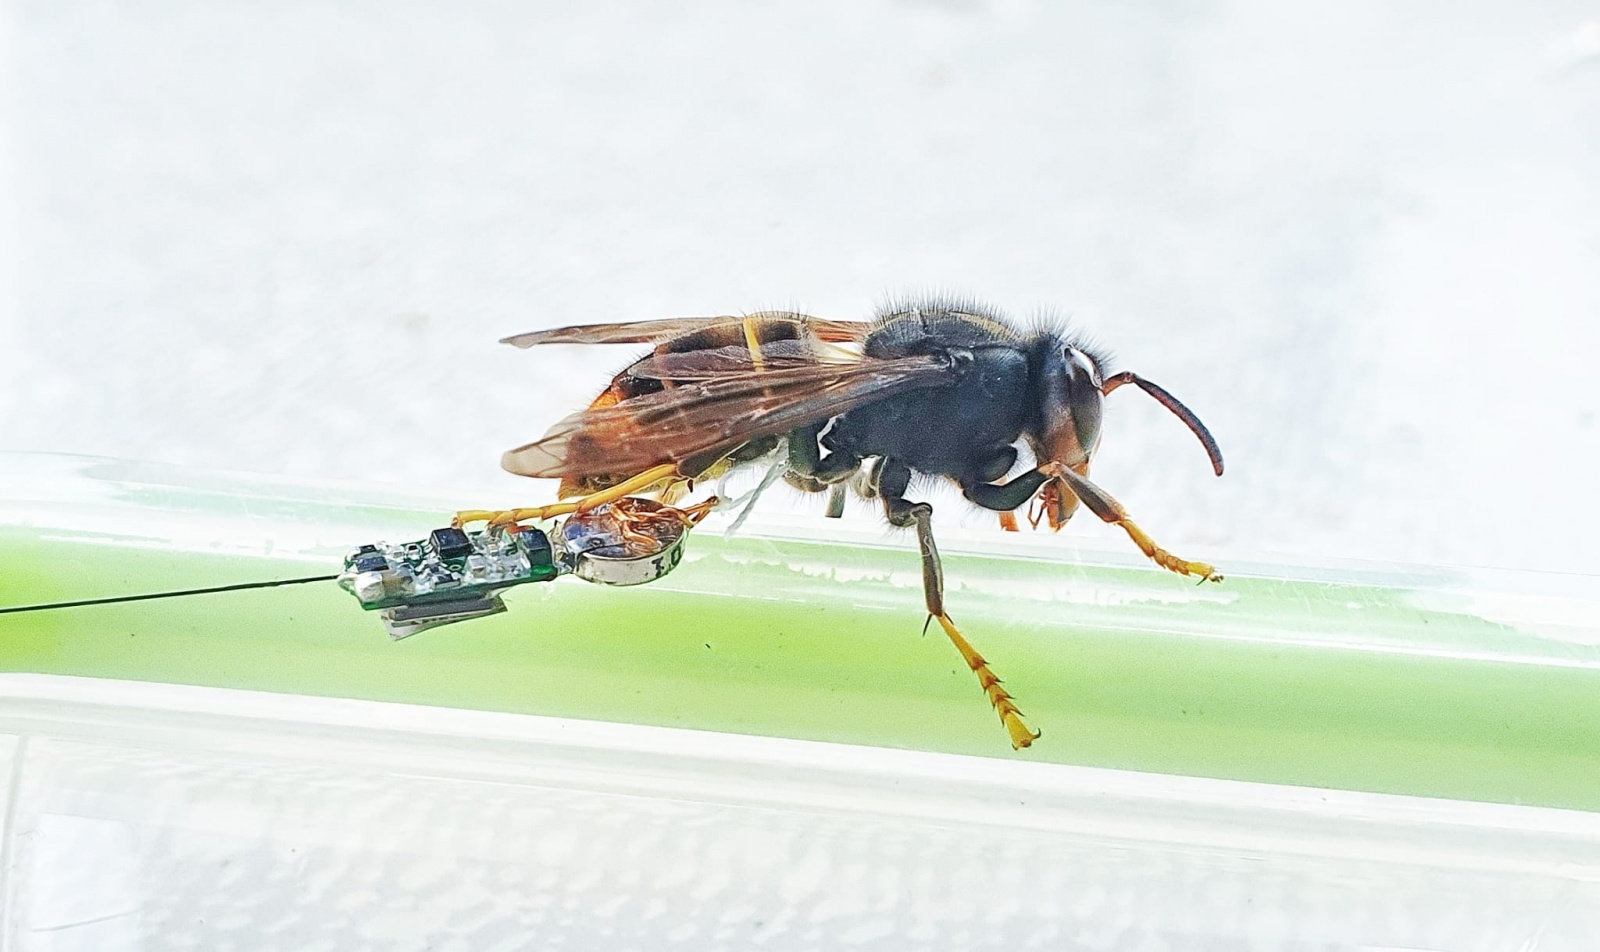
(787, 421, 863, 482)
(1046, 463, 1223, 582)
(956, 449, 1042, 533)
(876, 459, 1041, 750)
(960, 467, 1052, 513)
(825, 483, 847, 518)
(789, 421, 862, 519)
(454, 462, 681, 529)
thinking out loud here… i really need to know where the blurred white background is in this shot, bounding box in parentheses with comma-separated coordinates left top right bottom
(1, 0, 1597, 573)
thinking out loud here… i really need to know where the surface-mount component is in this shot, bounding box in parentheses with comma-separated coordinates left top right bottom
(339, 524, 558, 638)
(339, 497, 695, 639)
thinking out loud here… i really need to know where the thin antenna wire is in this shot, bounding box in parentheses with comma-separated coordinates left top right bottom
(0, 575, 339, 616)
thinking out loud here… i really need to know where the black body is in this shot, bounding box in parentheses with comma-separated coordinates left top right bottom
(788, 301, 1108, 518)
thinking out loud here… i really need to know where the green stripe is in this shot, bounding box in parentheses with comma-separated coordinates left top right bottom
(3, 518, 1596, 811)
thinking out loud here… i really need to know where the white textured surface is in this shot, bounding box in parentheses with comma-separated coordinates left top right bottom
(4, 676, 1599, 951)
(2, 1, 1598, 572)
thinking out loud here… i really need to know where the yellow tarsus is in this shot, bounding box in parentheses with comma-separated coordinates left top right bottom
(934, 613, 1040, 750)
(1117, 518, 1223, 582)
(454, 463, 681, 529)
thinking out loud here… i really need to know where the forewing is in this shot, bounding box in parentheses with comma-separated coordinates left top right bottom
(501, 352, 955, 479)
(625, 340, 860, 379)
(499, 312, 872, 348)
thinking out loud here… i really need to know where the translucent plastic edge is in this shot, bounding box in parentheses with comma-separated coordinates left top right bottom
(2, 674, 1597, 880)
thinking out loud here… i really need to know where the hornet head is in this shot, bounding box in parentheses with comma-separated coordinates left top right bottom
(1027, 333, 1224, 530)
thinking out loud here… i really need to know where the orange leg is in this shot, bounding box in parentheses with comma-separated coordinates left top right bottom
(874, 455, 1038, 749)
(1110, 519, 1220, 581)
(1045, 462, 1222, 582)
(454, 463, 680, 529)
(934, 612, 1040, 749)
